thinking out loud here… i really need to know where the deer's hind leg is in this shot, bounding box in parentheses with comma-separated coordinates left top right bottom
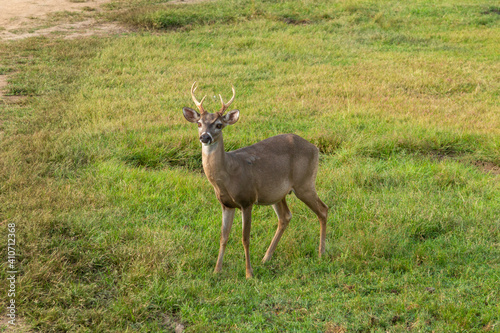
(241, 206, 254, 278)
(262, 198, 292, 263)
(293, 186, 328, 257)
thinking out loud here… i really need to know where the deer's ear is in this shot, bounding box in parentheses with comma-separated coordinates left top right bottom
(223, 110, 239, 125)
(183, 107, 200, 123)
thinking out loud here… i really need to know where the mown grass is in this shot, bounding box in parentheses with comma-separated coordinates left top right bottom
(1, 0, 499, 331)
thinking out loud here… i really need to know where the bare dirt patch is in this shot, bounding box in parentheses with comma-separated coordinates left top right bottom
(0, 0, 128, 41)
(474, 161, 500, 175)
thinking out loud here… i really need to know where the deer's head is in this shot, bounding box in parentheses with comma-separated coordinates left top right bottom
(183, 82, 239, 146)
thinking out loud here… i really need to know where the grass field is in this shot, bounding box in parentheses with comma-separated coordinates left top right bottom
(1, 0, 499, 331)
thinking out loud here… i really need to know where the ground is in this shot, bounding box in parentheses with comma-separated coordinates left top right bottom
(0, 2, 186, 331)
(1, 3, 119, 328)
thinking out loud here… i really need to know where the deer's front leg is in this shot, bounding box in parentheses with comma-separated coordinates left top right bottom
(215, 206, 235, 274)
(241, 206, 254, 278)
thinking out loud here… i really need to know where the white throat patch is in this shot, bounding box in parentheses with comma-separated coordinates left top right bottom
(202, 140, 218, 154)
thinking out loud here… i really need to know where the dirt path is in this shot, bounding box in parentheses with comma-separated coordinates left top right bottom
(0, 0, 126, 41)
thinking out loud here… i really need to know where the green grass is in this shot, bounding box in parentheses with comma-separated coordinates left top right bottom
(1, 0, 499, 331)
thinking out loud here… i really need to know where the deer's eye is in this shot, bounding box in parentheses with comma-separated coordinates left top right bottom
(197, 122, 202, 128)
(216, 123, 223, 129)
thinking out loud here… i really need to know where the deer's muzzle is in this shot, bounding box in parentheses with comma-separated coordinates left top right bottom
(200, 132, 213, 145)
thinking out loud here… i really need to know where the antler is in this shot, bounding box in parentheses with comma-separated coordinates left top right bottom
(218, 85, 236, 116)
(191, 82, 207, 114)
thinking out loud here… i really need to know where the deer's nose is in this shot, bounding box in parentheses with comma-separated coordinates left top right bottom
(200, 133, 213, 145)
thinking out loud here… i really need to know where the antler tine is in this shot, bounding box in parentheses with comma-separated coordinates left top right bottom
(191, 81, 207, 114)
(218, 85, 236, 116)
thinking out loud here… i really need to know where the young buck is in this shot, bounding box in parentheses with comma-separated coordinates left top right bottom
(183, 82, 328, 278)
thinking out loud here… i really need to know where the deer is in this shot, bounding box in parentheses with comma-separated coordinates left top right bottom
(182, 82, 328, 278)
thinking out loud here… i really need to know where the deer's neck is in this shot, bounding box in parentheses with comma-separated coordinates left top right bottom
(201, 136, 229, 186)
